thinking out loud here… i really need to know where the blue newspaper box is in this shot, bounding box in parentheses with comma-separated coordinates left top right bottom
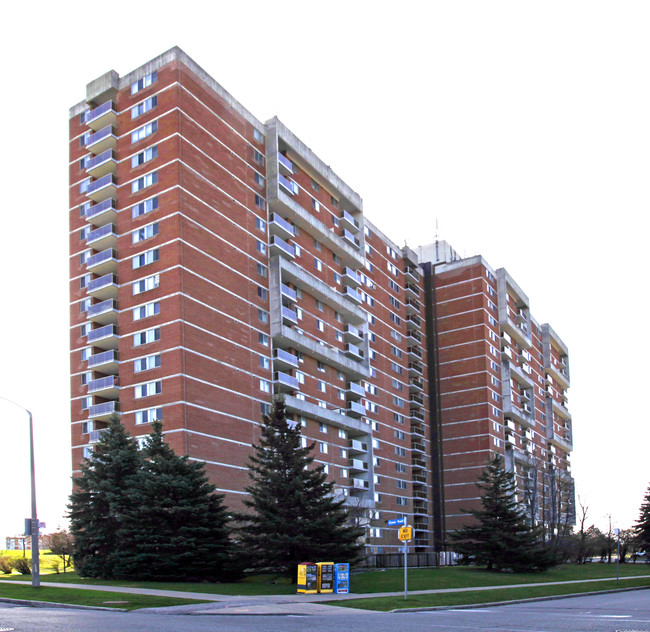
(333, 562, 350, 594)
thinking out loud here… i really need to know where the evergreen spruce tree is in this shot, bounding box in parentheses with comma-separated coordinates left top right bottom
(238, 398, 364, 579)
(451, 454, 557, 572)
(633, 483, 650, 555)
(68, 415, 142, 578)
(112, 421, 233, 581)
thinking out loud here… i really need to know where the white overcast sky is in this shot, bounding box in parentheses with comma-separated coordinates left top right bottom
(0, 0, 647, 539)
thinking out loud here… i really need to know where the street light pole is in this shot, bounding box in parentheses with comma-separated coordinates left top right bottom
(0, 396, 40, 588)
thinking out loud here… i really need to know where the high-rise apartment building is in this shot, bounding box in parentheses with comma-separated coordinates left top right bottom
(69, 48, 573, 554)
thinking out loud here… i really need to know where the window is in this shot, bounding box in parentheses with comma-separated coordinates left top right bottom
(258, 333, 269, 346)
(259, 380, 270, 393)
(254, 194, 265, 210)
(134, 354, 161, 372)
(79, 298, 91, 313)
(315, 299, 324, 311)
(319, 442, 328, 454)
(133, 327, 160, 346)
(318, 381, 326, 393)
(316, 319, 324, 332)
(396, 497, 409, 506)
(393, 413, 404, 425)
(79, 178, 91, 194)
(135, 407, 162, 424)
(132, 196, 158, 218)
(132, 249, 159, 269)
(394, 429, 406, 440)
(131, 71, 157, 95)
(135, 381, 162, 398)
(132, 171, 158, 193)
(256, 240, 266, 255)
(314, 258, 323, 272)
(253, 149, 265, 165)
(386, 245, 398, 260)
(311, 179, 320, 192)
(81, 347, 92, 361)
(389, 296, 401, 310)
(253, 128, 264, 143)
(320, 423, 328, 433)
(131, 146, 158, 168)
(259, 355, 270, 370)
(255, 217, 266, 232)
(396, 480, 407, 489)
(131, 120, 158, 144)
(132, 222, 159, 243)
(312, 199, 320, 212)
(317, 360, 325, 372)
(387, 262, 399, 276)
(295, 371, 305, 384)
(254, 172, 265, 187)
(81, 396, 92, 410)
(388, 279, 400, 293)
(257, 308, 269, 323)
(256, 263, 267, 278)
(395, 446, 407, 457)
(131, 96, 157, 119)
(395, 462, 407, 473)
(261, 403, 271, 416)
(80, 323, 90, 337)
(257, 286, 268, 300)
(390, 313, 402, 325)
(133, 301, 160, 320)
(391, 346, 402, 358)
(133, 274, 160, 295)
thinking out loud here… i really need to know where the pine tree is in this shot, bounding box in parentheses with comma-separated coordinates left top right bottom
(451, 454, 557, 572)
(238, 398, 364, 579)
(633, 483, 650, 554)
(68, 415, 142, 578)
(112, 421, 233, 581)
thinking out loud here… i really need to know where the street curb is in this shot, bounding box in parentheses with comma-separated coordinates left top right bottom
(0, 597, 127, 611)
(389, 585, 650, 613)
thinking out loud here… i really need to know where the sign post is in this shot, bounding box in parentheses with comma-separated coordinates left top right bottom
(398, 525, 413, 600)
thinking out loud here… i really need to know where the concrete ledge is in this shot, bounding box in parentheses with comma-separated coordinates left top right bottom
(0, 596, 127, 611)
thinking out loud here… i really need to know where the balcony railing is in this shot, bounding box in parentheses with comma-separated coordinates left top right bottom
(278, 174, 299, 196)
(86, 125, 117, 154)
(83, 198, 117, 224)
(272, 348, 298, 370)
(87, 299, 118, 324)
(87, 375, 119, 395)
(86, 174, 117, 202)
(344, 343, 364, 361)
(83, 101, 116, 130)
(346, 382, 365, 400)
(88, 401, 119, 419)
(281, 306, 298, 325)
(268, 213, 295, 240)
(86, 248, 118, 274)
(341, 287, 362, 304)
(87, 324, 118, 347)
(87, 349, 119, 369)
(269, 235, 295, 259)
(348, 439, 368, 454)
(341, 267, 361, 287)
(346, 401, 365, 418)
(87, 273, 118, 300)
(341, 229, 360, 249)
(339, 210, 359, 232)
(273, 371, 299, 392)
(86, 223, 117, 249)
(277, 152, 294, 174)
(280, 283, 297, 302)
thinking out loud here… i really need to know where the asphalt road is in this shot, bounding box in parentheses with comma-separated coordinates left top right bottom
(0, 590, 649, 632)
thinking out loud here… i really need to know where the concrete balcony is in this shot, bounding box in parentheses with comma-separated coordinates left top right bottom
(272, 348, 298, 370)
(280, 283, 297, 303)
(412, 440, 426, 453)
(344, 343, 364, 362)
(269, 189, 364, 268)
(86, 125, 117, 154)
(87, 298, 118, 325)
(406, 314, 421, 330)
(547, 427, 573, 452)
(550, 397, 572, 420)
(339, 210, 360, 232)
(88, 428, 108, 443)
(346, 401, 366, 418)
(405, 298, 421, 315)
(273, 371, 299, 393)
(86, 248, 118, 275)
(86, 149, 117, 179)
(346, 381, 365, 400)
(284, 394, 370, 436)
(410, 409, 424, 422)
(84, 198, 117, 227)
(405, 329, 422, 344)
(341, 267, 361, 288)
(408, 362, 423, 377)
(86, 174, 117, 203)
(349, 458, 368, 473)
(341, 286, 362, 304)
(411, 421, 425, 437)
(87, 273, 118, 300)
(87, 375, 119, 399)
(350, 477, 369, 493)
(508, 362, 535, 389)
(404, 283, 420, 300)
(277, 152, 294, 175)
(276, 258, 367, 324)
(409, 392, 424, 408)
(409, 378, 424, 392)
(348, 439, 368, 454)
(88, 400, 119, 420)
(268, 213, 295, 241)
(344, 324, 364, 343)
(269, 235, 295, 259)
(546, 362, 570, 390)
(404, 266, 420, 283)
(500, 316, 532, 349)
(83, 101, 117, 131)
(503, 398, 534, 428)
(86, 223, 117, 250)
(86, 324, 118, 349)
(274, 325, 370, 380)
(407, 346, 422, 360)
(510, 446, 535, 467)
(278, 173, 299, 196)
(87, 349, 119, 374)
(281, 306, 298, 326)
(341, 229, 361, 250)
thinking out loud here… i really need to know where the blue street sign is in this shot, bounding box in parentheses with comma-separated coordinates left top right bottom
(387, 517, 406, 526)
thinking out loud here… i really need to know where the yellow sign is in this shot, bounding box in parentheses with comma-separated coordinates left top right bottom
(398, 526, 413, 541)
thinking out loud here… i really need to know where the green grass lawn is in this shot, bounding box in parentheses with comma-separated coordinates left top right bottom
(327, 576, 650, 611)
(0, 583, 211, 611)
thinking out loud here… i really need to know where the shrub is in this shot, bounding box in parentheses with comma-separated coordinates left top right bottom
(0, 556, 13, 574)
(49, 560, 61, 574)
(12, 558, 31, 575)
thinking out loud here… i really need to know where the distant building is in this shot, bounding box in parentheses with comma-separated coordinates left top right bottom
(5, 534, 52, 551)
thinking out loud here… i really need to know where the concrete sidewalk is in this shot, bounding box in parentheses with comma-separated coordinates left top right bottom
(2, 574, 649, 615)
